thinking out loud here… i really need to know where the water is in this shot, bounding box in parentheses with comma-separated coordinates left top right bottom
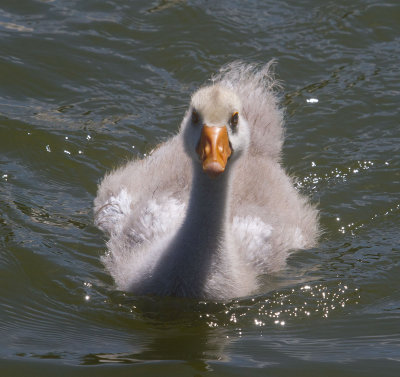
(0, 0, 399, 375)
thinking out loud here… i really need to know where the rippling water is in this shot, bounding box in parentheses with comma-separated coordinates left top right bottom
(1, 0, 399, 375)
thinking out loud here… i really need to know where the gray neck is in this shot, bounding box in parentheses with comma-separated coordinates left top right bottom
(165, 164, 232, 293)
(181, 164, 231, 250)
(144, 163, 233, 296)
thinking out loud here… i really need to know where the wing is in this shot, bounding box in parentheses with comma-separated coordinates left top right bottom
(94, 135, 191, 237)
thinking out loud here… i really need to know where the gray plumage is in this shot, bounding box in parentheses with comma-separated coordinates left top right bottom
(94, 61, 319, 300)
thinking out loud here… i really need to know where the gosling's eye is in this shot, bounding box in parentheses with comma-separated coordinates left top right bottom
(231, 112, 239, 128)
(192, 110, 199, 124)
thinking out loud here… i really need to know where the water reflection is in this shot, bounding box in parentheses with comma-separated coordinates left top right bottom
(78, 281, 361, 366)
(82, 296, 232, 369)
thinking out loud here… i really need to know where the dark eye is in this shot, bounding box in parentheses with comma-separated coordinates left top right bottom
(192, 110, 199, 124)
(231, 112, 239, 128)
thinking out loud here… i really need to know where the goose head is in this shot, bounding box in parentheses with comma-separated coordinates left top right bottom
(182, 85, 250, 178)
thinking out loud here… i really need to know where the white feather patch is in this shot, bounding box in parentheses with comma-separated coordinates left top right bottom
(95, 188, 132, 235)
(232, 215, 273, 268)
(101, 197, 186, 291)
(128, 198, 186, 244)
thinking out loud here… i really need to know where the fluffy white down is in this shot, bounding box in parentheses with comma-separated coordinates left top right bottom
(94, 61, 319, 300)
(101, 194, 186, 291)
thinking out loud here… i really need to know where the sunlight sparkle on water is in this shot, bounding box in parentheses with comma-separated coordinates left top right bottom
(197, 282, 361, 332)
(295, 160, 378, 193)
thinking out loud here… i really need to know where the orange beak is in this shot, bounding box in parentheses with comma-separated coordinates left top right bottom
(196, 126, 232, 178)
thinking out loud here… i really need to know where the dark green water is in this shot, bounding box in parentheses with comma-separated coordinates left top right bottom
(1, 0, 399, 376)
